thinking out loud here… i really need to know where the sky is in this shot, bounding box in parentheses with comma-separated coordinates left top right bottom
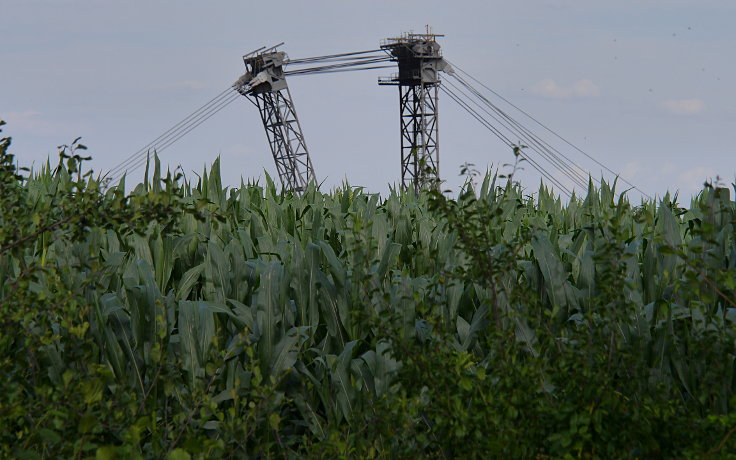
(2, 0, 735, 201)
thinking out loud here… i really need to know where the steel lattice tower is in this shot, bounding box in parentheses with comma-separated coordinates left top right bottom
(236, 46, 315, 193)
(380, 32, 450, 193)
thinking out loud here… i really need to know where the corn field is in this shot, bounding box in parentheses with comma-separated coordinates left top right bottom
(2, 140, 736, 457)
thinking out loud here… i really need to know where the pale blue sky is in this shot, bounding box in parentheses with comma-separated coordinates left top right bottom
(2, 0, 734, 200)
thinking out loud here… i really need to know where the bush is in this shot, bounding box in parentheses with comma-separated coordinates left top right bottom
(1, 122, 735, 458)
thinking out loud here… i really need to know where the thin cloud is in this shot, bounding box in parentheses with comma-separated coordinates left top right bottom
(2, 110, 42, 124)
(0, 110, 83, 136)
(532, 79, 601, 99)
(174, 80, 208, 90)
(146, 80, 210, 91)
(679, 166, 716, 192)
(221, 143, 257, 158)
(661, 98, 705, 115)
(622, 161, 643, 180)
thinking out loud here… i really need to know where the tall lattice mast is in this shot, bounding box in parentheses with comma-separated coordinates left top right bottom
(234, 44, 315, 193)
(379, 31, 451, 193)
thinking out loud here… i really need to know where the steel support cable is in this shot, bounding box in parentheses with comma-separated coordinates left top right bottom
(284, 57, 392, 75)
(293, 56, 391, 67)
(287, 56, 388, 66)
(286, 65, 395, 77)
(443, 88, 572, 197)
(104, 86, 237, 181)
(452, 73, 595, 189)
(285, 62, 389, 75)
(106, 91, 240, 184)
(105, 86, 236, 180)
(443, 77, 588, 192)
(284, 48, 384, 64)
(446, 74, 591, 188)
(286, 58, 392, 73)
(141, 91, 241, 158)
(445, 77, 589, 191)
(442, 83, 573, 197)
(448, 74, 593, 189)
(106, 90, 241, 184)
(105, 89, 241, 184)
(109, 90, 240, 182)
(450, 62, 625, 186)
(446, 60, 651, 199)
(104, 49, 390, 185)
(286, 54, 388, 65)
(441, 84, 573, 197)
(441, 85, 515, 147)
(105, 97, 238, 186)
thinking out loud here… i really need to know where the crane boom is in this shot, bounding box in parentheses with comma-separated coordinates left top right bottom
(234, 48, 315, 193)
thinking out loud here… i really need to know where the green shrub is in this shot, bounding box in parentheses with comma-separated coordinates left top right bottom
(1, 121, 735, 458)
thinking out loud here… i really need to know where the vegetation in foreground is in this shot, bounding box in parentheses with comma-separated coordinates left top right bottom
(1, 122, 736, 458)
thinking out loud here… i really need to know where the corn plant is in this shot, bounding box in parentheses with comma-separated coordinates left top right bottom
(1, 119, 735, 457)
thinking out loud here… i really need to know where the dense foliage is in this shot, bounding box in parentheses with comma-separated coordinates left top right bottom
(2, 122, 736, 458)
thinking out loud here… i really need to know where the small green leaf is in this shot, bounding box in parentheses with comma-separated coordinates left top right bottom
(96, 446, 118, 460)
(269, 412, 281, 430)
(78, 413, 97, 434)
(166, 448, 191, 460)
(38, 428, 61, 444)
(81, 379, 104, 404)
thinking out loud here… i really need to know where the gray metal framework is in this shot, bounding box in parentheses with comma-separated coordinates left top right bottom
(397, 84, 439, 191)
(379, 32, 450, 193)
(235, 45, 314, 193)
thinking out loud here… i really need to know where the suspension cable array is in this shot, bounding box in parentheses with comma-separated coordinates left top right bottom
(284, 49, 393, 76)
(438, 60, 652, 198)
(442, 75, 583, 196)
(103, 86, 241, 185)
(447, 61, 651, 199)
(106, 36, 648, 200)
(104, 48, 394, 188)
